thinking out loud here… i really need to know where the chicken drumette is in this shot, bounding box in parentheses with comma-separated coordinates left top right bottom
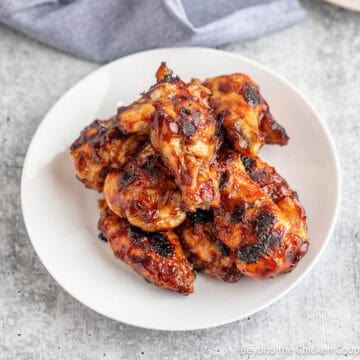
(104, 143, 186, 232)
(204, 74, 289, 156)
(98, 207, 195, 294)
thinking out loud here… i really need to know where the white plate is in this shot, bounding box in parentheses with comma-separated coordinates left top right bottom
(21, 48, 340, 331)
(323, 0, 360, 12)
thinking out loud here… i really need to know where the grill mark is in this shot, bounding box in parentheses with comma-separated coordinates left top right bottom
(180, 108, 200, 138)
(187, 209, 214, 226)
(241, 155, 256, 173)
(150, 233, 174, 257)
(219, 171, 229, 190)
(97, 233, 108, 242)
(128, 226, 174, 257)
(244, 82, 261, 107)
(237, 211, 282, 263)
(119, 171, 135, 186)
(216, 110, 227, 138)
(231, 206, 245, 223)
(217, 240, 230, 257)
(252, 212, 275, 235)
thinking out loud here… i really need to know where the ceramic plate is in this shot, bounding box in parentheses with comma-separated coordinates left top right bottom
(324, 0, 360, 11)
(21, 48, 340, 331)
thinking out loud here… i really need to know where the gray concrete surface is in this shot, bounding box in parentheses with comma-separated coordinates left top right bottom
(0, 1, 359, 359)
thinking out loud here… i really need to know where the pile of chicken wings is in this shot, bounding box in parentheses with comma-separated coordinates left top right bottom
(70, 63, 309, 295)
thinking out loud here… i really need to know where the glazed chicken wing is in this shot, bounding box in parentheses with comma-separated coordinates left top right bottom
(204, 74, 289, 156)
(214, 150, 308, 279)
(117, 63, 220, 211)
(241, 155, 308, 242)
(149, 64, 220, 211)
(99, 207, 195, 294)
(179, 209, 242, 283)
(70, 117, 145, 191)
(104, 144, 186, 231)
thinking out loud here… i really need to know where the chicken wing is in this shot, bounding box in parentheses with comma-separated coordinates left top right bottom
(116, 63, 220, 211)
(179, 209, 242, 283)
(204, 74, 289, 156)
(98, 207, 195, 294)
(241, 154, 308, 242)
(103, 143, 186, 231)
(70, 117, 145, 191)
(149, 64, 220, 211)
(214, 149, 308, 279)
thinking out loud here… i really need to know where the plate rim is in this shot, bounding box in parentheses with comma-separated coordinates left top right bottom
(21, 47, 342, 331)
(323, 0, 360, 12)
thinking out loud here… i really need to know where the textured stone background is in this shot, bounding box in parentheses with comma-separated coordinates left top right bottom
(0, 1, 359, 359)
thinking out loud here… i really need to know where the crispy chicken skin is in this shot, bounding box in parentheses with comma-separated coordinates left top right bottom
(150, 63, 220, 211)
(204, 74, 289, 156)
(98, 207, 195, 294)
(214, 150, 308, 279)
(103, 144, 186, 231)
(179, 210, 242, 283)
(70, 117, 145, 191)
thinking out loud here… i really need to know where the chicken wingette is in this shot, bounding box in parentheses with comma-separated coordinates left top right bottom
(204, 74, 289, 156)
(214, 149, 308, 279)
(240, 154, 308, 250)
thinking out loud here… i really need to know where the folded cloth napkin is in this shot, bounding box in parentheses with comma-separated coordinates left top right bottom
(0, 0, 305, 62)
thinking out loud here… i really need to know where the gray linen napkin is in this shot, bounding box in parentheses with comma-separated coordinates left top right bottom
(0, 0, 306, 62)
